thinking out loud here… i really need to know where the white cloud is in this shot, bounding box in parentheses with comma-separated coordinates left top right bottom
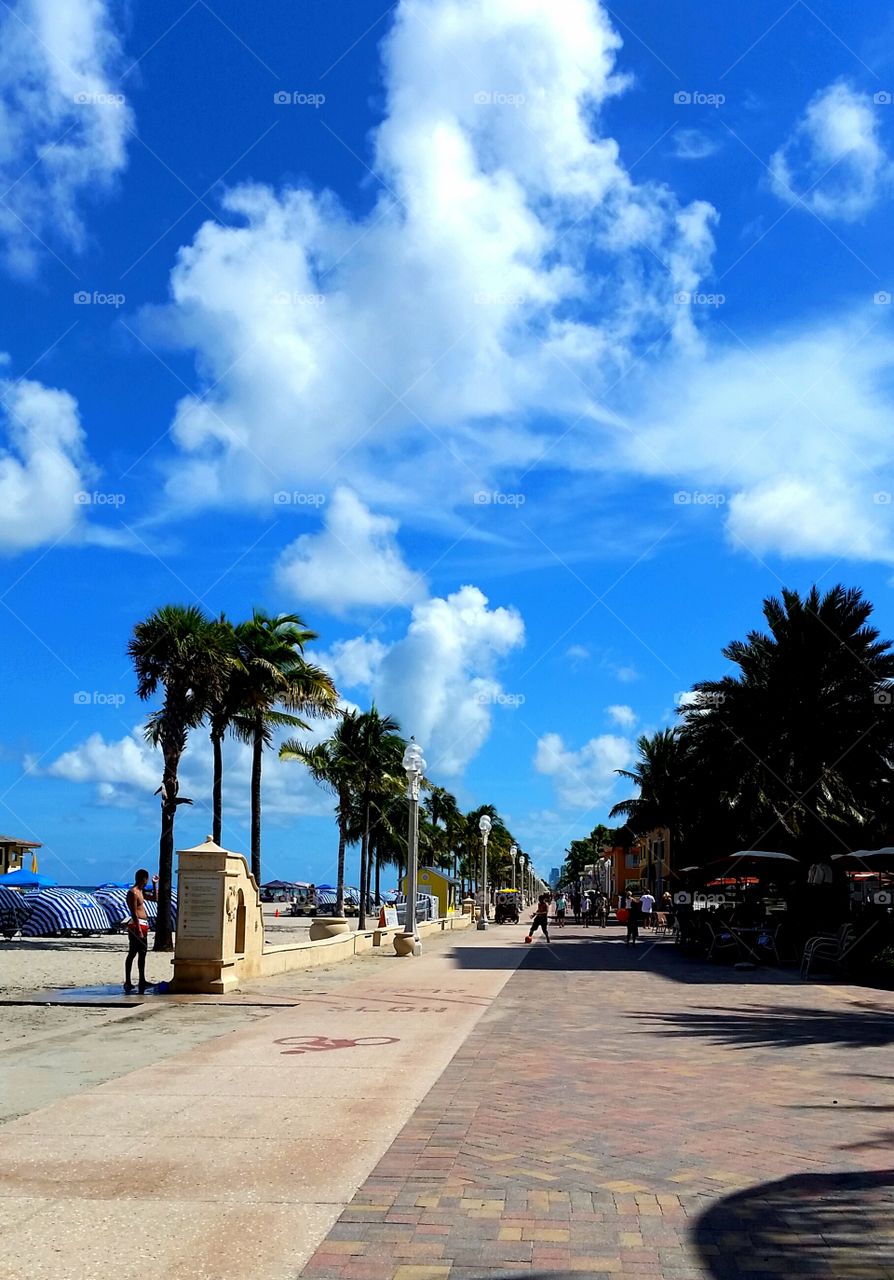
(606, 703, 636, 728)
(0, 367, 101, 551)
(322, 585, 525, 776)
(149, 0, 717, 515)
(276, 487, 425, 614)
(43, 727, 157, 791)
(617, 314, 894, 563)
(39, 720, 336, 827)
(769, 81, 889, 222)
(672, 129, 719, 161)
(534, 729, 634, 810)
(565, 644, 590, 667)
(0, 0, 132, 273)
(43, 587, 523, 816)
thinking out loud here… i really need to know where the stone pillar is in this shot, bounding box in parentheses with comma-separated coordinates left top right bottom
(171, 836, 264, 994)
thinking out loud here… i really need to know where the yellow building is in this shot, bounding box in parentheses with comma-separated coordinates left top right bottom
(401, 866, 461, 917)
(0, 835, 42, 876)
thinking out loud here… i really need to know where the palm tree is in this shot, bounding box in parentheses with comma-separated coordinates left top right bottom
(205, 615, 243, 846)
(350, 708, 403, 930)
(234, 610, 338, 884)
(424, 785, 461, 875)
(128, 605, 231, 951)
(682, 583, 894, 857)
(280, 710, 363, 918)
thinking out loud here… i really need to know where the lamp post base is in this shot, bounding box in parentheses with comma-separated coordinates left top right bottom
(476, 918, 488, 931)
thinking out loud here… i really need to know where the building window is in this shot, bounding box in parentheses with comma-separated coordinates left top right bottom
(625, 853, 637, 869)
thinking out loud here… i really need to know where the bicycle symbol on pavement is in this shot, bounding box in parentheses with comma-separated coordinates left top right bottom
(274, 1034, 400, 1056)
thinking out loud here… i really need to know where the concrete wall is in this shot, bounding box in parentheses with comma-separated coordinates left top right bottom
(257, 912, 473, 979)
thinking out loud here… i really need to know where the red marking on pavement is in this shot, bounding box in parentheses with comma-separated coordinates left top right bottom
(274, 1034, 400, 1055)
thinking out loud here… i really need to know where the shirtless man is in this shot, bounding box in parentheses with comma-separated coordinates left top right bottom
(125, 869, 158, 993)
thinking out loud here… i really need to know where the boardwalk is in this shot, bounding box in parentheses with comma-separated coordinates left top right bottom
(2, 924, 893, 1279)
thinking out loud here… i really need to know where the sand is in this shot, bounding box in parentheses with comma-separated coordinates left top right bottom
(0, 905, 364, 997)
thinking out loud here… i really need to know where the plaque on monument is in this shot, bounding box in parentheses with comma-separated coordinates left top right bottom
(179, 872, 221, 939)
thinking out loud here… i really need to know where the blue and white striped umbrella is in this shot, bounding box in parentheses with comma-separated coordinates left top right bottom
(0, 885, 32, 935)
(93, 886, 178, 930)
(21, 889, 111, 937)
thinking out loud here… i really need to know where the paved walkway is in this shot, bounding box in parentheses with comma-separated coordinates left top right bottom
(2, 922, 894, 1279)
(301, 925, 894, 1280)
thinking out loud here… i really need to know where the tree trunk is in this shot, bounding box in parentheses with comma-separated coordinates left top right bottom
(211, 731, 223, 846)
(335, 792, 347, 917)
(365, 835, 373, 914)
(334, 832, 346, 918)
(154, 751, 180, 952)
(250, 716, 263, 885)
(374, 854, 381, 907)
(358, 792, 370, 930)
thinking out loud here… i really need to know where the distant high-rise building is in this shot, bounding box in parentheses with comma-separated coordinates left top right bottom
(549, 866, 560, 885)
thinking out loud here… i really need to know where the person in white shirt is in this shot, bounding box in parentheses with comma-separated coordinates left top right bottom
(640, 891, 655, 928)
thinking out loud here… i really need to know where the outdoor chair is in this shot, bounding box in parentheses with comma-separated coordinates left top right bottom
(705, 920, 739, 961)
(800, 924, 855, 980)
(761, 923, 799, 966)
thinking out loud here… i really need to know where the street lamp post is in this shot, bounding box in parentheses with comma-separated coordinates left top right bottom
(477, 814, 492, 930)
(510, 843, 517, 891)
(396, 738, 426, 957)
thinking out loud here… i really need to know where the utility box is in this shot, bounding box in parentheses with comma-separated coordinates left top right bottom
(171, 836, 265, 993)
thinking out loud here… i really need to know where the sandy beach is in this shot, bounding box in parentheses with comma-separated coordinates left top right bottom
(0, 904, 365, 997)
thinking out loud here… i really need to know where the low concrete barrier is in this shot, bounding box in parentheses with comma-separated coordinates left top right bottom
(258, 911, 472, 978)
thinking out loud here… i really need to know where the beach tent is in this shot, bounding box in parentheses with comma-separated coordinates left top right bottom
(0, 869, 57, 888)
(93, 886, 177, 929)
(0, 885, 32, 936)
(21, 889, 111, 937)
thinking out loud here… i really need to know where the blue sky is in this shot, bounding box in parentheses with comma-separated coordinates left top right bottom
(2, 0, 894, 888)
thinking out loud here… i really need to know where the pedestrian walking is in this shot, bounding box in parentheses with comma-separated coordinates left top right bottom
(525, 893, 551, 944)
(640, 890, 655, 929)
(125, 868, 158, 993)
(554, 890, 567, 927)
(625, 895, 643, 946)
(571, 889, 581, 922)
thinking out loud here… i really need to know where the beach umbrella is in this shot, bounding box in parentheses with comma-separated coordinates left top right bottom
(0, 885, 32, 936)
(93, 886, 177, 929)
(0, 868, 58, 888)
(833, 847, 894, 871)
(707, 850, 800, 875)
(21, 889, 110, 937)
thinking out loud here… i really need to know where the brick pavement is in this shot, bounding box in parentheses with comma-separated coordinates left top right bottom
(301, 924, 894, 1280)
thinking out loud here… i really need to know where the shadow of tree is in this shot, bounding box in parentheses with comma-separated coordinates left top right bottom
(694, 1169, 894, 1279)
(448, 931, 802, 985)
(630, 1001, 894, 1049)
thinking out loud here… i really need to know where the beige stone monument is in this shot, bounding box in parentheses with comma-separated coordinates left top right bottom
(171, 836, 264, 993)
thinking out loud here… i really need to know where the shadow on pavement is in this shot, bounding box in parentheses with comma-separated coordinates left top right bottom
(693, 1168, 894, 1279)
(629, 1000, 894, 1048)
(448, 929, 802, 985)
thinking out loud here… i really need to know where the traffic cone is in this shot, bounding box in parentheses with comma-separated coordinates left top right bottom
(379, 906, 387, 927)
(275, 909, 279, 918)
